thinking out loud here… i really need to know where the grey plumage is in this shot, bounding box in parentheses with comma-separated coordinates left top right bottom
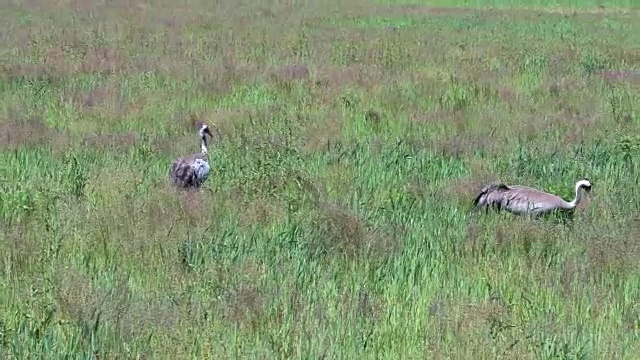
(473, 179, 592, 217)
(170, 122, 217, 189)
(170, 153, 210, 188)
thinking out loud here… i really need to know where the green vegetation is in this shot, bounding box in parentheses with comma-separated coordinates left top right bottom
(0, 0, 638, 358)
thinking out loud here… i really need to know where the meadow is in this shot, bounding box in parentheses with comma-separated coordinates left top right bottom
(0, 0, 639, 358)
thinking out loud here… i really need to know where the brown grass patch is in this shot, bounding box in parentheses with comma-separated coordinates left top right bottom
(0, 116, 71, 151)
(186, 110, 233, 140)
(54, 267, 185, 349)
(585, 219, 640, 276)
(409, 156, 496, 205)
(310, 201, 400, 259)
(463, 220, 484, 258)
(312, 202, 367, 257)
(84, 179, 216, 273)
(54, 268, 132, 339)
(0, 63, 57, 82)
(300, 111, 343, 154)
(623, 305, 639, 332)
(409, 108, 465, 127)
(559, 256, 589, 299)
(216, 259, 289, 334)
(601, 70, 640, 85)
(442, 174, 498, 209)
(80, 46, 122, 76)
(431, 131, 493, 158)
(494, 221, 548, 248)
(455, 298, 511, 337)
(380, 4, 636, 19)
(336, 287, 383, 325)
(460, 220, 561, 271)
(152, 133, 200, 158)
(86, 166, 139, 201)
(221, 283, 265, 331)
(122, 190, 185, 265)
(84, 171, 170, 267)
(355, 288, 382, 322)
(498, 86, 517, 102)
(82, 132, 140, 151)
(411, 108, 501, 157)
(237, 197, 288, 228)
(382, 5, 478, 16)
(511, 88, 604, 147)
(427, 297, 517, 357)
(462, 200, 562, 261)
(543, 77, 587, 98)
(63, 83, 116, 112)
(0, 117, 49, 150)
(314, 65, 385, 98)
(268, 64, 312, 95)
(525, 6, 638, 16)
(408, 110, 443, 124)
(0, 223, 40, 277)
(176, 188, 215, 226)
(54, 267, 103, 328)
(42, 47, 74, 76)
(153, 109, 234, 157)
(194, 54, 265, 96)
(277, 64, 310, 82)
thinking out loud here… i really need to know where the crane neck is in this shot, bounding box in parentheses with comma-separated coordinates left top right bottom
(201, 136, 208, 156)
(567, 183, 584, 209)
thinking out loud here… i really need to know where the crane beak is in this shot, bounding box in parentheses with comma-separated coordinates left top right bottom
(204, 127, 213, 137)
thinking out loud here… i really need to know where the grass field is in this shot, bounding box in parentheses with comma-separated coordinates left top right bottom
(0, 0, 639, 358)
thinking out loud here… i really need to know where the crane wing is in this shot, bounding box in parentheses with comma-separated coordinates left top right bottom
(170, 158, 198, 188)
(473, 183, 511, 208)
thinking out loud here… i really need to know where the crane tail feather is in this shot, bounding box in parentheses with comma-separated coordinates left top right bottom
(473, 183, 510, 208)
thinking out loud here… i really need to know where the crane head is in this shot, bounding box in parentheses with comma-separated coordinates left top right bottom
(577, 178, 592, 193)
(198, 123, 213, 138)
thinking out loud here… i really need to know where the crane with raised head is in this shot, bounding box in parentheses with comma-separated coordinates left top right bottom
(170, 121, 219, 189)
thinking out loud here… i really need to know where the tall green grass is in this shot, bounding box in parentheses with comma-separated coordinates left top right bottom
(376, 0, 637, 8)
(0, 0, 638, 358)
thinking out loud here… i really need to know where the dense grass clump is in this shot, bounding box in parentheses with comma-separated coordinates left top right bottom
(0, 0, 638, 358)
